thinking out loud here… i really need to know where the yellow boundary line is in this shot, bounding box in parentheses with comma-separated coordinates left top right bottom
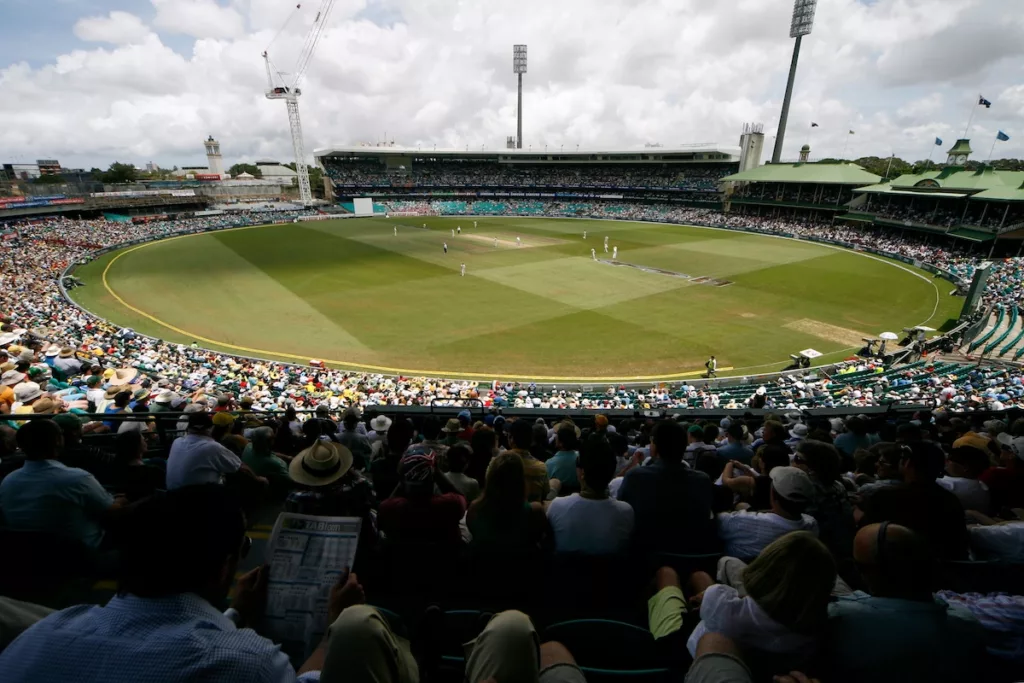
(90, 216, 948, 384)
(97, 225, 732, 382)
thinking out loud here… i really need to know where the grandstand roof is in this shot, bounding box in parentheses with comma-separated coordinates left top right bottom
(853, 167, 1024, 201)
(314, 144, 741, 163)
(720, 162, 881, 185)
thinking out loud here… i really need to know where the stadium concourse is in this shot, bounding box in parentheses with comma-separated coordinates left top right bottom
(0, 206, 1023, 683)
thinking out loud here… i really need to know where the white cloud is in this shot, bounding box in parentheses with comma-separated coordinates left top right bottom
(73, 11, 151, 45)
(152, 0, 246, 40)
(4, 0, 1023, 169)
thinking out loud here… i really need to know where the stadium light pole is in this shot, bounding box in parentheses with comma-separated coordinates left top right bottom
(771, 0, 817, 164)
(514, 45, 528, 149)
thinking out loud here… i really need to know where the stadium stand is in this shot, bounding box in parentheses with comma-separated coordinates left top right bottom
(1, 205, 1024, 682)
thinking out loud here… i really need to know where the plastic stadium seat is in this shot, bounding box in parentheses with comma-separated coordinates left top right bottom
(542, 619, 669, 681)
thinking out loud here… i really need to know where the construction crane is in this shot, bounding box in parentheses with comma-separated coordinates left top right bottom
(263, 1, 337, 206)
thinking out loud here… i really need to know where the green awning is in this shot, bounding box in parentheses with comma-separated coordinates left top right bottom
(948, 228, 996, 242)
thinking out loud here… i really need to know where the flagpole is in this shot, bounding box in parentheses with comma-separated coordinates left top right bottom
(963, 98, 979, 138)
(841, 131, 851, 160)
(988, 136, 998, 162)
(884, 153, 894, 180)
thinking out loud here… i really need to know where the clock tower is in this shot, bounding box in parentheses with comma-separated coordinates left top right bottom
(945, 139, 972, 166)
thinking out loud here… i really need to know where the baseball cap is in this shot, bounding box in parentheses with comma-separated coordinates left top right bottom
(996, 432, 1024, 461)
(769, 466, 814, 503)
(212, 412, 237, 427)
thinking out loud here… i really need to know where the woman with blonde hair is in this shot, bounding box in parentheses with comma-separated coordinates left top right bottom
(466, 452, 548, 552)
(649, 531, 836, 672)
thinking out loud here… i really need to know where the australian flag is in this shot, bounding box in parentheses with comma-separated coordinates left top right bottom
(979, 96, 992, 108)
(935, 137, 943, 146)
(811, 122, 819, 127)
(997, 131, 1011, 142)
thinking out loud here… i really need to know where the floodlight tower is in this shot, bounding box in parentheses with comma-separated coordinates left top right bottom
(771, 0, 817, 164)
(513, 45, 527, 149)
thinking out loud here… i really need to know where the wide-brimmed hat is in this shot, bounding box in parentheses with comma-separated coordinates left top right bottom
(14, 382, 43, 403)
(290, 440, 353, 487)
(789, 423, 809, 439)
(104, 385, 122, 399)
(442, 418, 462, 433)
(59, 347, 76, 358)
(132, 387, 151, 402)
(0, 332, 21, 346)
(45, 347, 60, 358)
(32, 397, 59, 414)
(370, 415, 392, 432)
(107, 368, 138, 386)
(153, 390, 176, 404)
(1, 369, 26, 387)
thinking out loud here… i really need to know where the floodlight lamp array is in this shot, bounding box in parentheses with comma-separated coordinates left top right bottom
(789, 0, 817, 37)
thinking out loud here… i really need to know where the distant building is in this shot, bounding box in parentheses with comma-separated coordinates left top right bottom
(255, 160, 298, 183)
(3, 163, 41, 180)
(36, 159, 61, 176)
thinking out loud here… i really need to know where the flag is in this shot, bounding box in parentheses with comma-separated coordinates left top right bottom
(997, 131, 1011, 142)
(848, 130, 855, 135)
(811, 122, 819, 127)
(935, 137, 943, 146)
(979, 96, 992, 108)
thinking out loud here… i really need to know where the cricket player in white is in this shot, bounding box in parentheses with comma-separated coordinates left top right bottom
(443, 242, 448, 254)
(493, 237, 498, 247)
(460, 263, 466, 276)
(583, 231, 587, 239)
(473, 221, 478, 228)
(591, 248, 597, 260)
(394, 226, 397, 236)
(422, 223, 426, 229)
(457, 226, 461, 234)
(517, 236, 521, 247)
(451, 229, 455, 238)
(604, 235, 609, 247)
(613, 246, 618, 259)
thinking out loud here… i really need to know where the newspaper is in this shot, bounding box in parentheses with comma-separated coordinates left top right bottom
(263, 513, 362, 661)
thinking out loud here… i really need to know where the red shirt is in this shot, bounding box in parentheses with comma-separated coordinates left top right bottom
(980, 466, 1024, 511)
(378, 493, 466, 546)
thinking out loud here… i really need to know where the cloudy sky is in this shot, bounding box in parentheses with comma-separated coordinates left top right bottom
(2, 0, 1022, 170)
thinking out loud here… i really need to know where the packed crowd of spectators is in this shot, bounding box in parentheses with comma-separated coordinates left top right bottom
(1, 398, 1022, 681)
(325, 159, 732, 191)
(3, 205, 1024, 420)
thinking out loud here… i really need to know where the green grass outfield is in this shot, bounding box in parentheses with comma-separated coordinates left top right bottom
(68, 216, 964, 381)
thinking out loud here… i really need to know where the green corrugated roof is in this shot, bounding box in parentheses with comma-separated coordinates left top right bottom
(721, 163, 881, 185)
(890, 168, 1024, 192)
(973, 186, 1024, 201)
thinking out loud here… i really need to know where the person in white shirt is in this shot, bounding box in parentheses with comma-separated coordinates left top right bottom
(612, 246, 618, 259)
(937, 446, 991, 514)
(717, 466, 819, 562)
(166, 411, 263, 489)
(547, 437, 634, 554)
(460, 263, 466, 277)
(591, 248, 597, 261)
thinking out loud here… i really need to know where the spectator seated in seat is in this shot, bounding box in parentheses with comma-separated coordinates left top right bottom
(467, 451, 549, 552)
(378, 446, 466, 546)
(716, 466, 819, 562)
(546, 435, 634, 555)
(649, 531, 836, 675)
(823, 522, 985, 683)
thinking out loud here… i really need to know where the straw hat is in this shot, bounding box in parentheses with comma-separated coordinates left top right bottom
(104, 385, 123, 400)
(107, 368, 138, 386)
(289, 440, 353, 487)
(59, 347, 76, 358)
(441, 418, 462, 433)
(32, 397, 59, 414)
